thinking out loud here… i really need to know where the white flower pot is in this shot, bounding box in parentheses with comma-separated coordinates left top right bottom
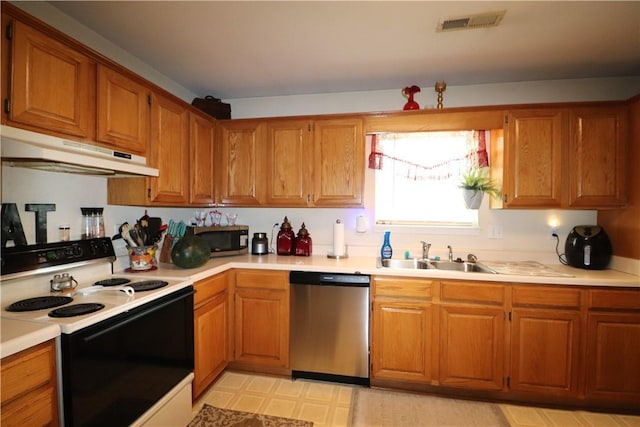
(463, 189, 484, 209)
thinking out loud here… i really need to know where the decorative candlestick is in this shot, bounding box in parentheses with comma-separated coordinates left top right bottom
(435, 81, 447, 109)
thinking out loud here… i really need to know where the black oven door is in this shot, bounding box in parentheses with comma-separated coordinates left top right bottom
(60, 286, 194, 427)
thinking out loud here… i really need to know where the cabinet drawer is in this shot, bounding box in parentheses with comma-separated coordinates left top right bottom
(194, 273, 228, 306)
(588, 289, 640, 310)
(373, 276, 433, 299)
(1, 341, 55, 405)
(512, 285, 581, 309)
(235, 269, 288, 290)
(440, 280, 505, 305)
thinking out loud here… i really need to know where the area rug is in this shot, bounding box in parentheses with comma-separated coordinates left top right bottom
(188, 404, 313, 427)
(349, 388, 510, 427)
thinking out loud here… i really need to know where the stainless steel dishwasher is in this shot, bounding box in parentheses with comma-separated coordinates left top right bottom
(290, 271, 370, 386)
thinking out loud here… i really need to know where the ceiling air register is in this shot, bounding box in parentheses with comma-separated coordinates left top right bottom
(437, 11, 506, 32)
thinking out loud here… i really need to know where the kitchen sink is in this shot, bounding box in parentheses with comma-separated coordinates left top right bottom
(429, 260, 496, 273)
(379, 258, 430, 269)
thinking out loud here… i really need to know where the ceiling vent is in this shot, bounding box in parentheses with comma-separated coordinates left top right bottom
(437, 10, 506, 32)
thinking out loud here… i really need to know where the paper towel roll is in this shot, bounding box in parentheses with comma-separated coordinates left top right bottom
(333, 221, 345, 256)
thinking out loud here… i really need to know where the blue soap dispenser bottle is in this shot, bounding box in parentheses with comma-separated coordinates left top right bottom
(381, 231, 393, 259)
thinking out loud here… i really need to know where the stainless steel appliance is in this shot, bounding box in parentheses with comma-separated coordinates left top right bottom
(289, 271, 370, 386)
(565, 225, 612, 270)
(1, 238, 194, 426)
(251, 232, 269, 255)
(186, 225, 249, 257)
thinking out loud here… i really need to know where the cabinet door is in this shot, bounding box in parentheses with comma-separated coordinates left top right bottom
(585, 312, 640, 402)
(510, 308, 581, 396)
(193, 291, 229, 398)
(265, 119, 313, 206)
(568, 107, 627, 208)
(372, 300, 432, 383)
(1, 340, 58, 427)
(502, 110, 565, 207)
(312, 118, 364, 206)
(9, 20, 93, 138)
(439, 305, 505, 390)
(148, 93, 189, 204)
(190, 112, 216, 205)
(96, 64, 149, 155)
(218, 120, 265, 206)
(234, 288, 289, 367)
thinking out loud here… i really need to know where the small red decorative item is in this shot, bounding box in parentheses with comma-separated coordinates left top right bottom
(402, 85, 421, 110)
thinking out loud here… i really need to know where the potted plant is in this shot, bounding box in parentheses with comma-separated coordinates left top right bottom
(459, 167, 501, 209)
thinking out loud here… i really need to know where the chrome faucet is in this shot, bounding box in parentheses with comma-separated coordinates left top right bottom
(421, 241, 431, 260)
(447, 245, 453, 262)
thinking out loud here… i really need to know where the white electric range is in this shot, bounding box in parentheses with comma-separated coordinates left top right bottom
(1, 238, 195, 427)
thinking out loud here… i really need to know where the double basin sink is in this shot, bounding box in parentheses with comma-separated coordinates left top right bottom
(379, 258, 496, 274)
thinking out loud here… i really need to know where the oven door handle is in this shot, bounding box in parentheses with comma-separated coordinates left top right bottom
(82, 288, 195, 343)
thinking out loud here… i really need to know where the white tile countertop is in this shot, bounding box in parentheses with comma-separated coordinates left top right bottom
(121, 254, 640, 288)
(1, 318, 60, 359)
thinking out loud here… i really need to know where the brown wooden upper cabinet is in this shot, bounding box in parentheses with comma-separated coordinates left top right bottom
(4, 18, 95, 139)
(189, 111, 217, 205)
(495, 109, 565, 208)
(492, 105, 627, 209)
(217, 119, 266, 206)
(264, 117, 364, 207)
(147, 93, 190, 204)
(96, 64, 150, 155)
(568, 107, 627, 208)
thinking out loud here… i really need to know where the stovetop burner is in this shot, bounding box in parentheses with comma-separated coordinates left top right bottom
(6, 296, 74, 312)
(129, 280, 168, 292)
(49, 303, 105, 318)
(94, 278, 131, 287)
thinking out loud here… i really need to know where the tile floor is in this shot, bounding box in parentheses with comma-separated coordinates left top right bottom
(193, 371, 640, 427)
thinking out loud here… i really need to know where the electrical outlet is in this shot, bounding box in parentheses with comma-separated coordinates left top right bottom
(488, 225, 504, 239)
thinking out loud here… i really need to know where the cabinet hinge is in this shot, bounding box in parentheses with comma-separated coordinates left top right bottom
(4, 99, 10, 114)
(504, 114, 509, 124)
(506, 377, 511, 387)
(508, 311, 512, 321)
(6, 22, 13, 41)
(147, 95, 152, 105)
(503, 194, 508, 203)
(147, 188, 152, 198)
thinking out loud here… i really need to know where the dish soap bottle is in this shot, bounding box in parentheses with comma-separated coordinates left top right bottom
(381, 231, 392, 259)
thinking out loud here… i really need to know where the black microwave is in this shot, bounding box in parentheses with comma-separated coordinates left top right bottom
(186, 225, 249, 257)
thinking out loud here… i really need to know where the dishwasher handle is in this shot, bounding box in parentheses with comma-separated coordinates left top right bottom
(289, 271, 370, 286)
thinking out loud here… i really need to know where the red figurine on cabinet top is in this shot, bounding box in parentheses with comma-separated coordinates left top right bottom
(402, 85, 421, 110)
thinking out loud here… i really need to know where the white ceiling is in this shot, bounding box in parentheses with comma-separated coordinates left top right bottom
(47, 1, 640, 99)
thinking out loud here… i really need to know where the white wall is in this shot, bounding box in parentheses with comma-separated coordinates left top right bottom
(4, 1, 637, 268)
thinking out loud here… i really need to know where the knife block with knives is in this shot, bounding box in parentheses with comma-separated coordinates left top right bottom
(159, 220, 187, 263)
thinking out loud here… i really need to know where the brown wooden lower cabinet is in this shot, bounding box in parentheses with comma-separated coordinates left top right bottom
(371, 276, 434, 383)
(584, 288, 640, 406)
(509, 285, 582, 397)
(370, 276, 640, 411)
(193, 272, 230, 399)
(1, 340, 59, 427)
(233, 270, 289, 368)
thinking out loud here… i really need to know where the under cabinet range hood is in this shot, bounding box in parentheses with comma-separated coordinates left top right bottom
(1, 126, 159, 177)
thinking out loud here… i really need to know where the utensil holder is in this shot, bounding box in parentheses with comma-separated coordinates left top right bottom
(127, 245, 158, 271)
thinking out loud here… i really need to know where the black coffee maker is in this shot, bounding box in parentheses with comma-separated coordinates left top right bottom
(565, 225, 612, 270)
